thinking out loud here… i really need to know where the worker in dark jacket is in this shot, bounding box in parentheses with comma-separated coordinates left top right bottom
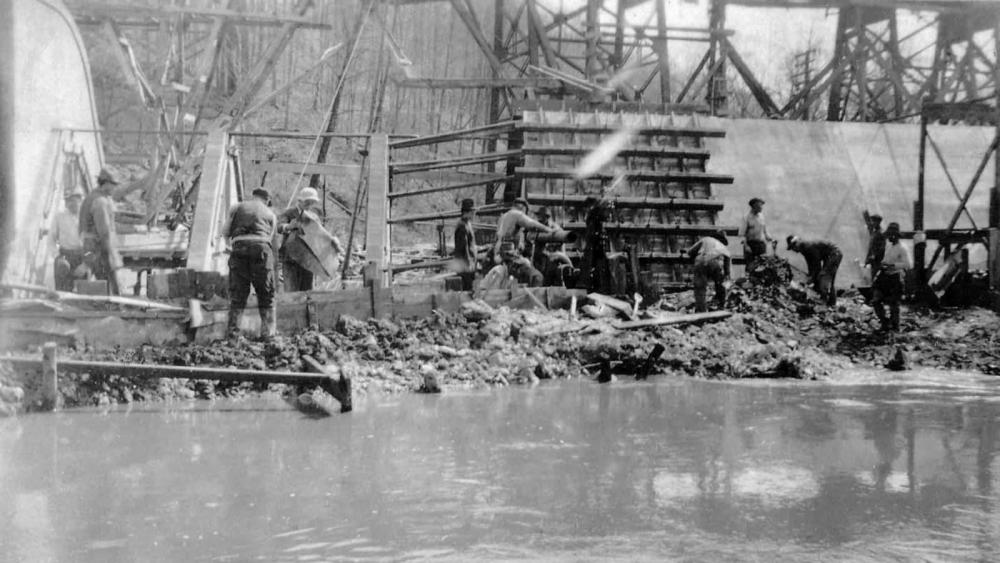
(222, 188, 278, 339)
(787, 235, 843, 306)
(452, 198, 478, 291)
(865, 214, 886, 273)
(79, 168, 124, 295)
(686, 230, 732, 312)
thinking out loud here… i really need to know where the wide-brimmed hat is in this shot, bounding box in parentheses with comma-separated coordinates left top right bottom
(97, 168, 119, 185)
(460, 198, 475, 213)
(297, 187, 320, 204)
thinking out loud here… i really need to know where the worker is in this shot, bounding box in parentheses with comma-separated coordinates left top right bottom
(786, 235, 843, 306)
(686, 230, 732, 312)
(51, 189, 86, 291)
(452, 198, 478, 291)
(277, 187, 323, 292)
(492, 197, 554, 264)
(739, 197, 774, 270)
(79, 168, 124, 295)
(578, 196, 613, 292)
(222, 188, 278, 339)
(501, 241, 544, 287)
(864, 214, 886, 274)
(871, 222, 911, 332)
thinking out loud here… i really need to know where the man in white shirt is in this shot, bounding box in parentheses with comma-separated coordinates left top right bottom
(738, 197, 774, 270)
(492, 197, 554, 264)
(686, 230, 732, 312)
(872, 222, 911, 331)
(51, 190, 85, 291)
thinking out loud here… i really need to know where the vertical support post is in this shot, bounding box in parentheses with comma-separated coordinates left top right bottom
(827, 9, 849, 121)
(990, 16, 1000, 293)
(707, 0, 727, 115)
(887, 12, 904, 117)
(186, 129, 230, 271)
(485, 0, 505, 205)
(914, 112, 928, 286)
(854, 8, 867, 121)
(655, 0, 671, 105)
(612, 0, 627, 70)
(365, 133, 390, 289)
(584, 0, 600, 80)
(40, 342, 59, 411)
(990, 228, 1000, 292)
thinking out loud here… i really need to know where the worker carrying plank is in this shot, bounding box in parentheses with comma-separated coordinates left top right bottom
(787, 235, 843, 307)
(871, 222, 911, 332)
(222, 188, 278, 339)
(277, 187, 343, 292)
(686, 230, 732, 312)
(79, 168, 125, 295)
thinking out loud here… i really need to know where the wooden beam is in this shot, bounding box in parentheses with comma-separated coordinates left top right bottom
(389, 120, 518, 148)
(724, 38, 780, 116)
(365, 134, 390, 288)
(185, 129, 230, 271)
(244, 42, 343, 118)
(561, 223, 739, 236)
(391, 150, 521, 174)
(521, 145, 710, 159)
(515, 123, 727, 137)
(613, 310, 731, 330)
(525, 193, 724, 211)
(388, 175, 513, 199)
(73, 4, 330, 29)
(393, 77, 561, 89)
(516, 167, 734, 184)
(250, 160, 362, 176)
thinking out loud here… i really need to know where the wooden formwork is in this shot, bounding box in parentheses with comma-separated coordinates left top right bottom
(514, 108, 735, 290)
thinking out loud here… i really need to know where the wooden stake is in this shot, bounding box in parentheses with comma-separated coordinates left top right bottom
(40, 342, 60, 411)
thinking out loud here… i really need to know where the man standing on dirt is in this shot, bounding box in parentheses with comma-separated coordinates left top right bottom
(222, 188, 278, 339)
(871, 222, 911, 332)
(738, 197, 774, 270)
(493, 197, 554, 264)
(786, 235, 843, 306)
(865, 214, 886, 273)
(686, 230, 731, 312)
(79, 168, 125, 295)
(453, 198, 478, 291)
(277, 187, 323, 292)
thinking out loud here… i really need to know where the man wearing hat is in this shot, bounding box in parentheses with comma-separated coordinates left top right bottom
(738, 197, 774, 270)
(685, 230, 732, 312)
(79, 168, 125, 294)
(222, 188, 278, 338)
(51, 189, 86, 291)
(277, 186, 324, 292)
(786, 235, 843, 306)
(864, 213, 886, 273)
(871, 222, 911, 331)
(492, 197, 555, 264)
(452, 198, 479, 291)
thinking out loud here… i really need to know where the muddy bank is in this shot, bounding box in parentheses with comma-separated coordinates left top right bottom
(2, 257, 998, 413)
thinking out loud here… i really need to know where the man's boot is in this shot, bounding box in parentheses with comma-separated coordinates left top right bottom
(873, 303, 888, 331)
(227, 307, 243, 339)
(259, 307, 277, 339)
(890, 307, 900, 332)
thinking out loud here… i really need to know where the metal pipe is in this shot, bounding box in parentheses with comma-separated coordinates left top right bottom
(526, 230, 578, 245)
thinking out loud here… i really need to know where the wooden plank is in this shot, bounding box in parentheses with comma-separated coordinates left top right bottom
(561, 222, 738, 236)
(72, 4, 331, 28)
(388, 120, 518, 149)
(185, 129, 230, 271)
(389, 204, 507, 225)
(515, 123, 727, 137)
(388, 175, 513, 199)
(521, 145, 710, 159)
(517, 167, 733, 184)
(394, 77, 561, 89)
(613, 310, 731, 330)
(526, 193, 723, 211)
(391, 149, 521, 174)
(250, 160, 362, 176)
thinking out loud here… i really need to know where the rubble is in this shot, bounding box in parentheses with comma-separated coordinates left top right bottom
(2, 255, 998, 412)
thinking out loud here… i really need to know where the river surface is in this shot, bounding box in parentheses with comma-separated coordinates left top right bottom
(1, 371, 999, 562)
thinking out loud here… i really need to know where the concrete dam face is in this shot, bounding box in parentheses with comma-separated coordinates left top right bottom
(4, 0, 104, 288)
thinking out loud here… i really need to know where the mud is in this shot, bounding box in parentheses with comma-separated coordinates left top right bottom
(2, 257, 998, 413)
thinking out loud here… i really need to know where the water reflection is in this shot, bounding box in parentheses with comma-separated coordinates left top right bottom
(0, 376, 997, 561)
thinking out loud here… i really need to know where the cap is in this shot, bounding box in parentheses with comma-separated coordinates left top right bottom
(870, 214, 883, 222)
(886, 222, 901, 232)
(297, 187, 320, 204)
(97, 168, 119, 185)
(512, 197, 529, 209)
(749, 197, 764, 206)
(460, 198, 476, 213)
(251, 188, 271, 201)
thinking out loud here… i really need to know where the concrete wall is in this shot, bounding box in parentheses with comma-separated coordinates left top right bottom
(4, 0, 104, 288)
(705, 118, 996, 287)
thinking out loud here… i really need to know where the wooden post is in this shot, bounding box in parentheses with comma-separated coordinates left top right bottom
(365, 133, 390, 288)
(990, 228, 1000, 292)
(40, 342, 59, 411)
(654, 0, 671, 105)
(915, 112, 927, 285)
(186, 129, 230, 271)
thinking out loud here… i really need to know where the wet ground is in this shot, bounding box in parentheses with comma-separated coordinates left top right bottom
(1, 370, 999, 562)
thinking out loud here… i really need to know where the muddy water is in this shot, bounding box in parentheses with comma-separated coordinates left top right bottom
(1, 372, 999, 562)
